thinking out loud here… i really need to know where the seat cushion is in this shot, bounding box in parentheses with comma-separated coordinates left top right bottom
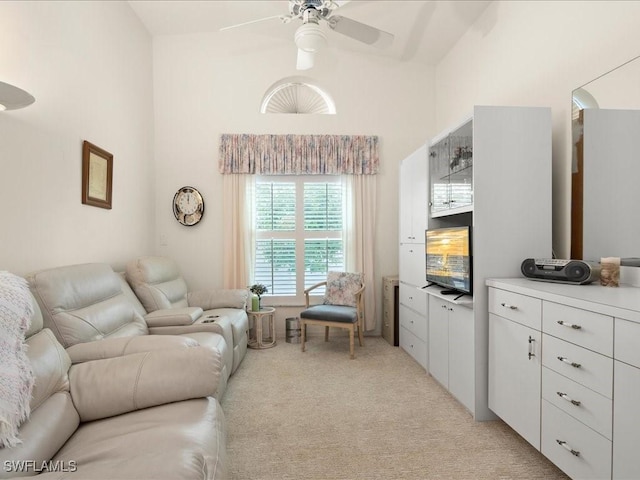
(300, 305, 357, 323)
(44, 398, 227, 480)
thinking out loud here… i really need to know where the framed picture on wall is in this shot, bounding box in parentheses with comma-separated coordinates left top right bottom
(81, 140, 113, 209)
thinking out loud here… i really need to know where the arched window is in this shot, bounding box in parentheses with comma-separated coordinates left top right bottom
(260, 76, 336, 114)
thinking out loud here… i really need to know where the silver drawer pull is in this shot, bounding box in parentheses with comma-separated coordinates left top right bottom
(557, 320, 582, 330)
(556, 440, 580, 457)
(557, 356, 582, 368)
(528, 336, 536, 360)
(500, 302, 518, 310)
(556, 392, 581, 406)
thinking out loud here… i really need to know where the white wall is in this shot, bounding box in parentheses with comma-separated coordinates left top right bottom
(435, 0, 640, 258)
(151, 30, 435, 330)
(0, 1, 155, 275)
(7, 0, 636, 331)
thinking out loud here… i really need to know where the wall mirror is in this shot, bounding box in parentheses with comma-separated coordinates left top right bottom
(571, 55, 640, 266)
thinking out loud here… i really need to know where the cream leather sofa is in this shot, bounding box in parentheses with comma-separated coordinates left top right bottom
(125, 256, 249, 374)
(27, 262, 248, 393)
(0, 293, 228, 479)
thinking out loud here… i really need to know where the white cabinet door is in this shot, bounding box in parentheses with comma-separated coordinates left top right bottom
(399, 145, 427, 242)
(488, 312, 541, 449)
(399, 243, 425, 289)
(613, 361, 640, 480)
(448, 304, 474, 412)
(428, 297, 449, 387)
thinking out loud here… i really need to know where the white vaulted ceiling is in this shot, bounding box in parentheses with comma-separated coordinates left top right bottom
(128, 1, 491, 66)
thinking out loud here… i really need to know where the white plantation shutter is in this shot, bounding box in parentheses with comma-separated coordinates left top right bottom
(255, 239, 297, 294)
(254, 177, 344, 300)
(255, 182, 296, 294)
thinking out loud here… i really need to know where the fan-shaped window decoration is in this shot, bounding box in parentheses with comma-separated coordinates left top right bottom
(260, 76, 336, 114)
(572, 87, 599, 121)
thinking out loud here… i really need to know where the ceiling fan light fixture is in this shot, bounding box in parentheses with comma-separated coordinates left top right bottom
(295, 22, 327, 53)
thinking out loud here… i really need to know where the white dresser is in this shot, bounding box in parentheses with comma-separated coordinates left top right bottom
(487, 278, 640, 480)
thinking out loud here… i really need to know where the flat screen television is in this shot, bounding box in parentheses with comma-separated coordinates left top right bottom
(425, 226, 472, 296)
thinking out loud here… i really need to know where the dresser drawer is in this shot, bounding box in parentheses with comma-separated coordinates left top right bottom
(543, 301, 613, 356)
(542, 366, 612, 439)
(399, 284, 427, 314)
(542, 334, 613, 398)
(615, 318, 640, 368)
(399, 303, 427, 340)
(542, 400, 612, 480)
(400, 325, 427, 370)
(488, 287, 541, 330)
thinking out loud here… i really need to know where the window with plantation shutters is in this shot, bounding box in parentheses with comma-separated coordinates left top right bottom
(254, 176, 345, 302)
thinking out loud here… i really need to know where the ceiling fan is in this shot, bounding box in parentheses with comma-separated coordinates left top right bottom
(220, 0, 394, 70)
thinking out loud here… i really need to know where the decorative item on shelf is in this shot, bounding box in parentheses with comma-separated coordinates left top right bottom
(451, 145, 473, 172)
(248, 283, 268, 311)
(600, 257, 620, 287)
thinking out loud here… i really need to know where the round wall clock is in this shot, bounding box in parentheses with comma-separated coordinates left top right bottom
(173, 186, 205, 226)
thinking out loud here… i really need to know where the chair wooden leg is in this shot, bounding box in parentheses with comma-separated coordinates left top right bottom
(349, 325, 355, 359)
(324, 326, 329, 342)
(301, 321, 306, 352)
(357, 322, 364, 347)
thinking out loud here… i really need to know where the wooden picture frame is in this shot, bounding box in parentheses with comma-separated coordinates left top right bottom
(82, 140, 113, 209)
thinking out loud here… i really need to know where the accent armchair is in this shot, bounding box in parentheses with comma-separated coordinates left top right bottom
(300, 271, 365, 359)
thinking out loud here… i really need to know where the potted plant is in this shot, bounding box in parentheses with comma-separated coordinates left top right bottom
(248, 283, 268, 311)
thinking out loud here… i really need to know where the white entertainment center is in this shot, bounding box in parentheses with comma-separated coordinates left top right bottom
(398, 105, 553, 420)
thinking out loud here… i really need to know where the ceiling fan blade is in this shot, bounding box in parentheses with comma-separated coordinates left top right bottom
(330, 0, 351, 9)
(220, 14, 291, 32)
(296, 49, 315, 70)
(327, 15, 394, 48)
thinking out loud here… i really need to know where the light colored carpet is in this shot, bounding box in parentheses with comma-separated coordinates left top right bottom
(221, 336, 568, 480)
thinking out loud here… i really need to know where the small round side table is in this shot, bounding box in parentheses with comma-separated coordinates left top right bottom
(247, 307, 276, 349)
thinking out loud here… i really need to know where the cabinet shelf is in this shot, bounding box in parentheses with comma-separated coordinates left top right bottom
(430, 204, 473, 218)
(418, 285, 474, 306)
(439, 163, 473, 181)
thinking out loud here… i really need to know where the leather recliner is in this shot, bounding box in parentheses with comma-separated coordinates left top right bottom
(125, 256, 249, 374)
(26, 262, 233, 393)
(0, 291, 228, 479)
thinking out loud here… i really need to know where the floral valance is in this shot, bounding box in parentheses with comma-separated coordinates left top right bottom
(218, 134, 379, 175)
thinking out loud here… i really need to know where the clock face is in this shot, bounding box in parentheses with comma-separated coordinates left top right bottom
(173, 186, 204, 226)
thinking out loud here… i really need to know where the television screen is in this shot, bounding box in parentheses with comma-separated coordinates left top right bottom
(425, 226, 472, 295)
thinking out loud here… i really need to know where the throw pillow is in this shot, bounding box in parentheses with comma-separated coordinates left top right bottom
(323, 271, 363, 307)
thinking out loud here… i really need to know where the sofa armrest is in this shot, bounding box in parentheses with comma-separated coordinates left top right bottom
(69, 346, 220, 422)
(187, 289, 248, 310)
(65, 335, 199, 364)
(144, 307, 203, 327)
